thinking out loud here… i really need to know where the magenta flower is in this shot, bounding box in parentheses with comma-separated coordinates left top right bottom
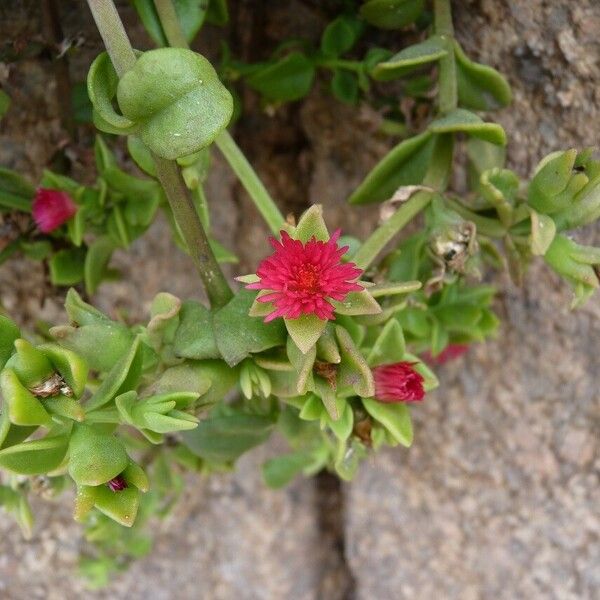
(421, 344, 469, 366)
(32, 188, 77, 233)
(373, 362, 425, 403)
(247, 229, 362, 322)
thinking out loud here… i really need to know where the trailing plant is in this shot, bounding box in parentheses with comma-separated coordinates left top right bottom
(1, 0, 599, 585)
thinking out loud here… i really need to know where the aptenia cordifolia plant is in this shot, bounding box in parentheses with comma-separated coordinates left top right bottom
(0, 0, 599, 586)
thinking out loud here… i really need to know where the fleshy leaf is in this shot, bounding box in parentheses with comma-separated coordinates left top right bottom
(335, 325, 374, 397)
(68, 424, 129, 486)
(214, 290, 286, 366)
(529, 209, 556, 256)
(0, 433, 69, 475)
(359, 0, 425, 30)
(332, 288, 381, 316)
(173, 300, 220, 360)
(284, 314, 327, 355)
(454, 41, 512, 111)
(372, 36, 447, 81)
(349, 131, 434, 204)
(367, 319, 406, 366)
(294, 204, 329, 242)
(429, 109, 506, 145)
(362, 398, 413, 447)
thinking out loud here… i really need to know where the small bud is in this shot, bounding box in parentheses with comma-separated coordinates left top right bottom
(32, 188, 77, 233)
(107, 475, 128, 492)
(373, 362, 425, 403)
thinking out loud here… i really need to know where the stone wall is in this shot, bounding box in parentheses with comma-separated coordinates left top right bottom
(0, 1, 598, 598)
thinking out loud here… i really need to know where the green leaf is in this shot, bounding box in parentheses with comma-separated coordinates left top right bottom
(37, 343, 88, 398)
(0, 315, 20, 370)
(0, 167, 34, 211)
(173, 300, 220, 360)
(0, 369, 50, 426)
(321, 15, 362, 57)
(348, 131, 434, 204)
(49, 248, 86, 286)
(246, 52, 316, 103)
(372, 36, 447, 81)
(454, 41, 512, 111)
(284, 314, 327, 355)
(127, 136, 157, 177)
(156, 360, 237, 406)
(0, 433, 69, 475)
(182, 407, 275, 463)
(429, 109, 506, 145)
(333, 289, 381, 316)
(330, 69, 359, 104)
(84, 236, 116, 295)
(87, 52, 138, 134)
(367, 319, 406, 366)
(362, 398, 413, 447)
(262, 450, 316, 489)
(335, 325, 374, 397)
(91, 485, 141, 528)
(294, 204, 329, 242)
(214, 290, 286, 366)
(528, 209, 556, 256)
(287, 337, 316, 395)
(68, 424, 129, 486)
(360, 0, 425, 29)
(325, 400, 353, 441)
(466, 138, 506, 191)
(85, 336, 143, 411)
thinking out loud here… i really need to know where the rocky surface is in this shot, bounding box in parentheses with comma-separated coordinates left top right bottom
(1, 1, 599, 598)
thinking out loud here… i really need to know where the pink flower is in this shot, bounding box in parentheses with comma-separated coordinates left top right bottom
(373, 362, 425, 403)
(421, 344, 469, 366)
(247, 229, 362, 322)
(32, 188, 77, 233)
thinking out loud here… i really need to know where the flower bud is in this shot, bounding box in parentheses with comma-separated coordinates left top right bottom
(373, 362, 425, 403)
(32, 188, 77, 233)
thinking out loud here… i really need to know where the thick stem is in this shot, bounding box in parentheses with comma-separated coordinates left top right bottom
(86, 0, 232, 307)
(153, 0, 285, 235)
(434, 0, 457, 114)
(352, 192, 434, 270)
(153, 156, 233, 306)
(214, 131, 285, 235)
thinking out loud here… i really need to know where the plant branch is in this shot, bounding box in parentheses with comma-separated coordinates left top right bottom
(153, 0, 286, 235)
(434, 0, 457, 114)
(86, 0, 233, 307)
(352, 192, 434, 270)
(214, 131, 285, 235)
(153, 0, 188, 48)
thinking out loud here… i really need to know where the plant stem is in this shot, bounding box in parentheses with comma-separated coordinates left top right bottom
(352, 192, 434, 270)
(153, 0, 286, 235)
(434, 0, 457, 114)
(214, 131, 285, 235)
(153, 0, 187, 48)
(153, 156, 232, 306)
(86, 0, 232, 307)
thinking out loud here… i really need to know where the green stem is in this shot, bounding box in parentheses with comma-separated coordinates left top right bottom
(153, 155, 233, 307)
(214, 131, 285, 235)
(153, 0, 188, 48)
(445, 198, 506, 238)
(86, 0, 232, 307)
(434, 0, 457, 114)
(352, 192, 434, 270)
(153, 0, 285, 235)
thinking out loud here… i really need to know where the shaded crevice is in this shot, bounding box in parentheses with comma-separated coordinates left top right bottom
(314, 471, 357, 600)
